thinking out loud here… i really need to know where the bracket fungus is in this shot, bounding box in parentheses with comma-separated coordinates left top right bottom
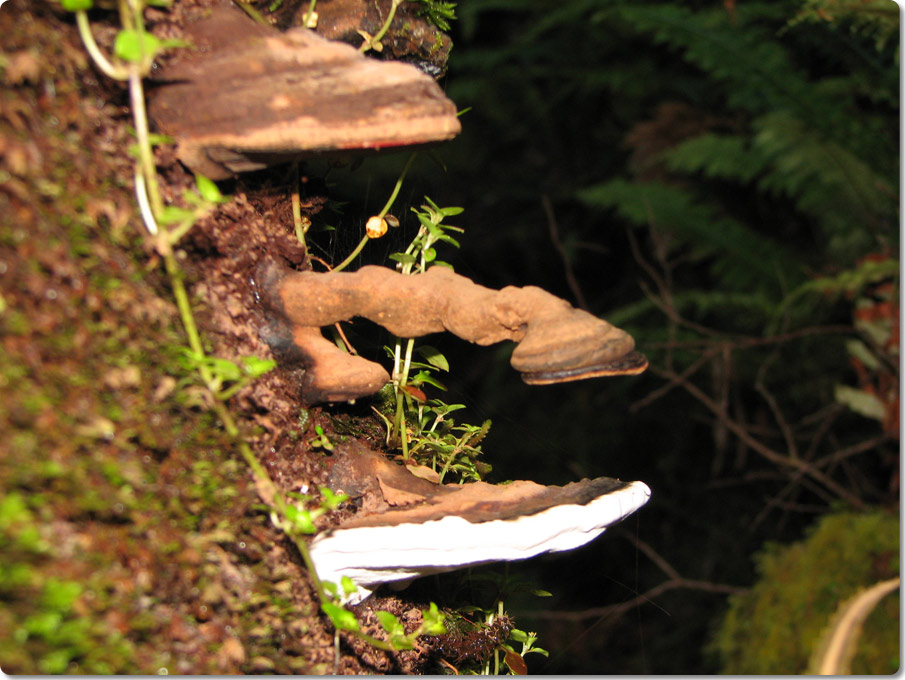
(148, 6, 461, 179)
(257, 260, 648, 404)
(310, 444, 651, 604)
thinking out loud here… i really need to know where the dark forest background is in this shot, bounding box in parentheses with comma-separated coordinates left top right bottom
(324, 0, 900, 673)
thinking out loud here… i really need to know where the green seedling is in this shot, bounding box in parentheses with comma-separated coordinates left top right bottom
(310, 425, 335, 452)
(64, 1, 457, 666)
(275, 487, 348, 537)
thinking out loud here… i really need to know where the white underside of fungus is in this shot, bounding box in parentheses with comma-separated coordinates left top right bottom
(309, 479, 651, 604)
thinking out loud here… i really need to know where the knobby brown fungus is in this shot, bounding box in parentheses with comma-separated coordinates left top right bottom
(310, 444, 651, 604)
(256, 259, 648, 404)
(147, 6, 461, 180)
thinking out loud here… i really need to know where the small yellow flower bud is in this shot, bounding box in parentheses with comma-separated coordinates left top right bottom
(365, 216, 388, 239)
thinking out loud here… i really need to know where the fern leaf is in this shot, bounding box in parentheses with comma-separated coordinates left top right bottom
(663, 133, 768, 183)
(753, 111, 896, 257)
(576, 178, 803, 293)
(616, 4, 818, 117)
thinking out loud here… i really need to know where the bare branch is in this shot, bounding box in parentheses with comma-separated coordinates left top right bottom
(649, 364, 866, 510)
(541, 194, 589, 310)
(754, 351, 798, 460)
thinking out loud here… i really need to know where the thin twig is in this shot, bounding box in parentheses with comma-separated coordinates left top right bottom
(629, 347, 720, 413)
(529, 533, 743, 624)
(541, 194, 588, 309)
(649, 363, 866, 509)
(528, 577, 744, 623)
(754, 351, 799, 460)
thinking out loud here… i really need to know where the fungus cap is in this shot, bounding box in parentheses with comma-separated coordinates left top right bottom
(149, 7, 461, 179)
(309, 447, 651, 604)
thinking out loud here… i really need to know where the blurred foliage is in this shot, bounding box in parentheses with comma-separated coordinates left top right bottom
(711, 509, 899, 674)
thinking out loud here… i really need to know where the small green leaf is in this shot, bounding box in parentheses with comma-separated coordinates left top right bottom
(157, 205, 196, 226)
(410, 371, 447, 391)
(208, 357, 242, 382)
(844, 339, 880, 371)
(376, 611, 403, 635)
(61, 0, 93, 11)
(318, 486, 348, 511)
(391, 636, 415, 650)
(389, 253, 417, 265)
(22, 610, 63, 637)
(509, 628, 529, 643)
(148, 132, 175, 146)
(284, 505, 315, 534)
(240, 356, 277, 378)
(194, 173, 224, 203)
(421, 602, 447, 635)
(322, 602, 360, 632)
(834, 385, 885, 421)
(437, 233, 461, 248)
(114, 29, 162, 63)
(415, 345, 449, 371)
(340, 576, 358, 597)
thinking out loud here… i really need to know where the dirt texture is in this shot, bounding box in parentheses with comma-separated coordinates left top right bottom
(0, 0, 467, 674)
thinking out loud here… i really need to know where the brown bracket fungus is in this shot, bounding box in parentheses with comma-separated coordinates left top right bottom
(257, 260, 648, 404)
(148, 6, 461, 180)
(310, 445, 651, 604)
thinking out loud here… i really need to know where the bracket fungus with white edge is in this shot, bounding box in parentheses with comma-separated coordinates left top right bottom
(256, 259, 648, 404)
(148, 6, 461, 180)
(310, 444, 651, 604)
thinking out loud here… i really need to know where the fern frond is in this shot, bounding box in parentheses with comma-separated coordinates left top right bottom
(577, 178, 803, 294)
(788, 0, 899, 53)
(663, 133, 768, 183)
(753, 111, 896, 257)
(616, 4, 818, 118)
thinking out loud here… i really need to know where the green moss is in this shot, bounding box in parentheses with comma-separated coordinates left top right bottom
(711, 510, 899, 674)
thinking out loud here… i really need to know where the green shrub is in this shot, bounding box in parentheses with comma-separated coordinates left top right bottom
(711, 510, 899, 674)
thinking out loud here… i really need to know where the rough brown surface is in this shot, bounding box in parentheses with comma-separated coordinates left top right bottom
(258, 260, 648, 402)
(0, 1, 454, 674)
(148, 5, 461, 179)
(325, 443, 633, 528)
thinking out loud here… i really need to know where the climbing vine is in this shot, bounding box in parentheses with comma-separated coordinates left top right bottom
(61, 0, 451, 664)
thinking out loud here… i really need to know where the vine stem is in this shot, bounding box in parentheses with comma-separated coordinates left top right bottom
(72, 0, 422, 657)
(128, 70, 164, 220)
(75, 10, 127, 80)
(333, 153, 417, 272)
(360, 0, 403, 52)
(332, 233, 370, 273)
(302, 0, 318, 27)
(290, 163, 308, 249)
